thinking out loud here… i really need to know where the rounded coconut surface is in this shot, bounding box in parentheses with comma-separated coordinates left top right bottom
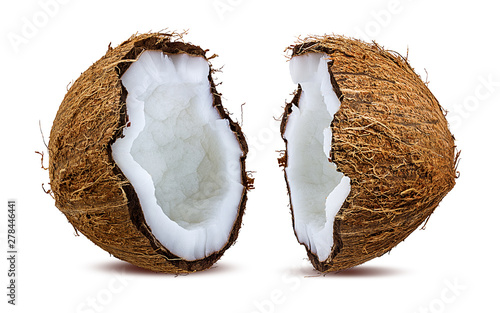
(280, 35, 458, 272)
(48, 32, 250, 273)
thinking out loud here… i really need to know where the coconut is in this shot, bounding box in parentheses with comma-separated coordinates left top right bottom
(280, 35, 458, 272)
(48, 32, 251, 273)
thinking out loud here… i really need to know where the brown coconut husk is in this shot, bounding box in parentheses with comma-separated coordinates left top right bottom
(280, 35, 458, 272)
(48, 32, 250, 273)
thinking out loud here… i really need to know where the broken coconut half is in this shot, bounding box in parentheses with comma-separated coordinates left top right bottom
(280, 35, 458, 272)
(48, 33, 250, 273)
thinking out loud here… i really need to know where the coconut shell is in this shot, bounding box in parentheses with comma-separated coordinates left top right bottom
(48, 32, 250, 273)
(280, 35, 458, 272)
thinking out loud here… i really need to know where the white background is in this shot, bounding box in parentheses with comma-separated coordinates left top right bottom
(1, 0, 499, 312)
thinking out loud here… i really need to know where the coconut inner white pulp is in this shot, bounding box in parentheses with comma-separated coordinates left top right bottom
(111, 51, 243, 261)
(284, 53, 351, 262)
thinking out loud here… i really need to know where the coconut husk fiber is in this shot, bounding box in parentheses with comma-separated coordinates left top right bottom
(48, 32, 250, 273)
(280, 35, 458, 272)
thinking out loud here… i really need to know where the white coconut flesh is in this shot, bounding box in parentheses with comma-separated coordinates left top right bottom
(111, 51, 244, 261)
(284, 53, 351, 262)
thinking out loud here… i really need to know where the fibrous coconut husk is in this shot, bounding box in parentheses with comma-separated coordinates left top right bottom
(48, 32, 251, 273)
(280, 35, 458, 272)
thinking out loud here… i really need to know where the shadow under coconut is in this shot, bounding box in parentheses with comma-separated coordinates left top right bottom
(295, 264, 409, 278)
(326, 265, 410, 277)
(91, 260, 239, 276)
